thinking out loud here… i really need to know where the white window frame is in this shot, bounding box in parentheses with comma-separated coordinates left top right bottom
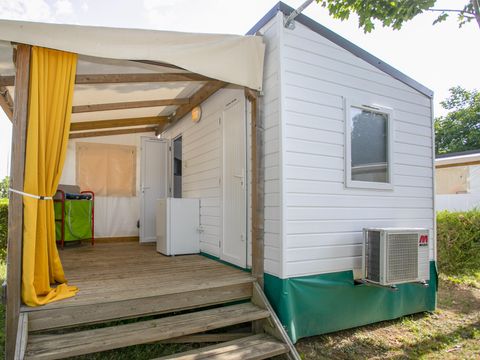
(345, 99, 394, 190)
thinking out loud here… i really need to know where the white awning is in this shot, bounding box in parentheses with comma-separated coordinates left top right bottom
(0, 19, 265, 90)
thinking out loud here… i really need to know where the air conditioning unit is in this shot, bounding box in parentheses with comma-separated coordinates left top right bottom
(362, 228, 430, 286)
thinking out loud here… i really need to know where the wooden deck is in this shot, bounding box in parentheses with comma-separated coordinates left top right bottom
(20, 242, 299, 360)
(21, 242, 254, 332)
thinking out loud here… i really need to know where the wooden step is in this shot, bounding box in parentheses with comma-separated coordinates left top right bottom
(156, 334, 290, 360)
(26, 280, 253, 332)
(25, 303, 270, 360)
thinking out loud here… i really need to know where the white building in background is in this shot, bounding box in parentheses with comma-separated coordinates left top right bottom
(436, 149, 480, 211)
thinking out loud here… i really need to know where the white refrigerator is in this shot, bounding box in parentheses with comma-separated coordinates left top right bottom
(156, 198, 200, 255)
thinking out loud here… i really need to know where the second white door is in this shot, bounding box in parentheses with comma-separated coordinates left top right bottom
(140, 137, 168, 243)
(222, 97, 247, 268)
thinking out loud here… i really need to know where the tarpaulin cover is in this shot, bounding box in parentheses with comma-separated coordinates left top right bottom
(0, 19, 265, 90)
(54, 201, 92, 241)
(264, 261, 437, 343)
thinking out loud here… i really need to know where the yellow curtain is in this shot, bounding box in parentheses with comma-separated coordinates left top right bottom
(22, 46, 78, 306)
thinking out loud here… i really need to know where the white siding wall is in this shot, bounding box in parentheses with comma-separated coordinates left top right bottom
(162, 87, 247, 258)
(280, 22, 435, 279)
(257, 14, 283, 277)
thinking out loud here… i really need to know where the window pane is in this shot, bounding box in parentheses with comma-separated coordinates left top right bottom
(351, 107, 389, 183)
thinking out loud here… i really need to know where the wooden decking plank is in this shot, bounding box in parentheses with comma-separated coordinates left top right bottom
(25, 303, 270, 360)
(156, 334, 289, 360)
(28, 282, 253, 331)
(22, 277, 254, 311)
(21, 243, 253, 312)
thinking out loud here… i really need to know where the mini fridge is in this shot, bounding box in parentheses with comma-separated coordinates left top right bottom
(156, 198, 200, 255)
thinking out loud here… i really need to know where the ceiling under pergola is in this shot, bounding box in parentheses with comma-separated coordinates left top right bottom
(0, 41, 227, 139)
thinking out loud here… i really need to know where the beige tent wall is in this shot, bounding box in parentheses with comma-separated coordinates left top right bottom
(60, 132, 154, 238)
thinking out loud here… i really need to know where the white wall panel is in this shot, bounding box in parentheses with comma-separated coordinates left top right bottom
(280, 22, 435, 278)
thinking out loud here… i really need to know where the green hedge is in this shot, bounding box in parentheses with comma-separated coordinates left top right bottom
(0, 199, 7, 262)
(437, 209, 480, 276)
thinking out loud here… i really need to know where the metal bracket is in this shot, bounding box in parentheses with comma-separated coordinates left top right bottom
(283, 0, 314, 29)
(358, 279, 399, 291)
(415, 281, 429, 288)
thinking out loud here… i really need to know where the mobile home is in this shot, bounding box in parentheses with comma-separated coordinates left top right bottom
(2, 2, 436, 359)
(436, 149, 480, 211)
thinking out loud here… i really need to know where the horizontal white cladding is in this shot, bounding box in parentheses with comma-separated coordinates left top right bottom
(280, 21, 435, 279)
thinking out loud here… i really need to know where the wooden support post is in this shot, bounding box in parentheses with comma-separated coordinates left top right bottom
(6, 44, 31, 360)
(245, 88, 264, 288)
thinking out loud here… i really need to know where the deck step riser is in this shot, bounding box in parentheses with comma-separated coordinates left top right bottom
(155, 334, 289, 360)
(26, 303, 270, 360)
(28, 282, 253, 332)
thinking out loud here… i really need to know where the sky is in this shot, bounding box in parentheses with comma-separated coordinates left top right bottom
(0, 0, 478, 179)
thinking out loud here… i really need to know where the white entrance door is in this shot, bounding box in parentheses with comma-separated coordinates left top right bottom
(222, 98, 247, 268)
(140, 137, 168, 243)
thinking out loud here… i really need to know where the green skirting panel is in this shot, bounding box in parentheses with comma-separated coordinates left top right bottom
(200, 252, 251, 273)
(264, 261, 437, 343)
(54, 200, 92, 242)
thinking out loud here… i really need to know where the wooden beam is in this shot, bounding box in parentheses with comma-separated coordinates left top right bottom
(163, 81, 226, 131)
(246, 89, 264, 289)
(84, 236, 139, 243)
(75, 73, 210, 84)
(0, 86, 14, 121)
(0, 73, 210, 86)
(6, 43, 30, 360)
(159, 332, 251, 344)
(252, 283, 301, 360)
(72, 98, 189, 113)
(132, 60, 184, 70)
(14, 313, 28, 360)
(70, 116, 169, 131)
(69, 126, 156, 139)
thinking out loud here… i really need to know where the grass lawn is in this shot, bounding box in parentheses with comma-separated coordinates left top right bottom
(296, 274, 480, 360)
(0, 265, 478, 359)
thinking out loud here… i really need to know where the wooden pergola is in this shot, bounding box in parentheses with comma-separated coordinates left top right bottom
(4, 44, 264, 359)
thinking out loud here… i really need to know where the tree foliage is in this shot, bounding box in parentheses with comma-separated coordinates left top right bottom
(435, 87, 480, 155)
(0, 176, 9, 199)
(316, 0, 480, 32)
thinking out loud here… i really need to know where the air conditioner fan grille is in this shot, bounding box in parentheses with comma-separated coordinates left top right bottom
(387, 233, 418, 283)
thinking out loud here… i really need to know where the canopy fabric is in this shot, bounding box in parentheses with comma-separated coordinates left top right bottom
(0, 19, 265, 91)
(22, 46, 78, 306)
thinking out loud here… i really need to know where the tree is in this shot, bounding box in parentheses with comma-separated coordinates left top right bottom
(315, 0, 480, 32)
(435, 87, 480, 155)
(0, 176, 9, 198)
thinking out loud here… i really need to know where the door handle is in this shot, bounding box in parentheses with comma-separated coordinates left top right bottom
(233, 174, 245, 188)
(233, 169, 245, 189)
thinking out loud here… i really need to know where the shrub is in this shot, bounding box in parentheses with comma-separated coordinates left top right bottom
(0, 199, 7, 262)
(437, 209, 480, 276)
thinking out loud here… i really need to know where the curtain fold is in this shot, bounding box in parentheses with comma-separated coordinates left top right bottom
(22, 46, 78, 306)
